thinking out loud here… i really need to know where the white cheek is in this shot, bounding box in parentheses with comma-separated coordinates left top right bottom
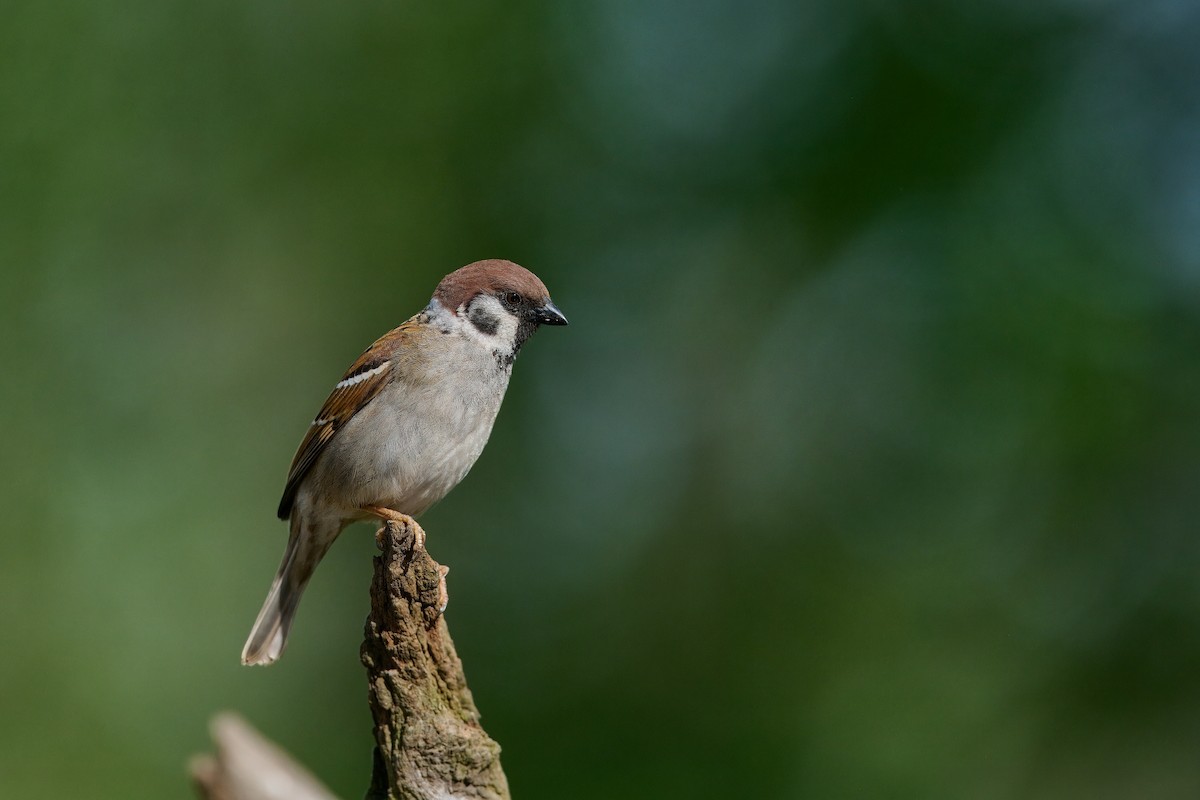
(461, 295, 518, 353)
(493, 313, 518, 346)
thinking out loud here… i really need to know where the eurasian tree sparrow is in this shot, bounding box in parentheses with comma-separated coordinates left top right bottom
(241, 259, 568, 666)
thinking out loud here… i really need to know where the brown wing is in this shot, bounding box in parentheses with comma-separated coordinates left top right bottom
(276, 320, 417, 519)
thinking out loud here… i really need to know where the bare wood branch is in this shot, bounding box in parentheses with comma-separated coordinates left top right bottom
(190, 712, 340, 800)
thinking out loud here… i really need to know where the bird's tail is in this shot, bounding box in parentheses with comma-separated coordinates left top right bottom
(241, 516, 340, 666)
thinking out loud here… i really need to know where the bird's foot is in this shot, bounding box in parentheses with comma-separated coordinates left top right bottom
(363, 506, 424, 550)
(362, 505, 445, 617)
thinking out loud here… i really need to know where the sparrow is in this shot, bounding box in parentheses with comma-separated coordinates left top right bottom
(241, 259, 568, 666)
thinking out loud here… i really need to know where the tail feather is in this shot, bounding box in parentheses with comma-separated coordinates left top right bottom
(241, 516, 339, 666)
(240, 562, 299, 666)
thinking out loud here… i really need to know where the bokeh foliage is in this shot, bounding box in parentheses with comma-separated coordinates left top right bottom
(2, 1, 1199, 798)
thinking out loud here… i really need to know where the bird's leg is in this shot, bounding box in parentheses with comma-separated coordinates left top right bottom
(362, 506, 424, 550)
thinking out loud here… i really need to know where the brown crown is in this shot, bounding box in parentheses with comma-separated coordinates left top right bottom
(433, 259, 550, 311)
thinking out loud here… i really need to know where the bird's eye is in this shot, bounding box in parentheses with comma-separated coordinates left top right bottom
(501, 291, 522, 309)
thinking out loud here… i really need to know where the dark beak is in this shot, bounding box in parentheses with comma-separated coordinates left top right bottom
(533, 299, 569, 326)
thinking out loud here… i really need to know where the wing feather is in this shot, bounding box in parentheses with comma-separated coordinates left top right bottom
(276, 320, 418, 519)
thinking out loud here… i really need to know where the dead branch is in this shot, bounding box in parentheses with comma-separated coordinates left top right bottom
(362, 516, 510, 800)
(193, 517, 508, 800)
(190, 713, 339, 800)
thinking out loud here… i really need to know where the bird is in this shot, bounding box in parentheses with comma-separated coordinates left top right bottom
(241, 259, 568, 666)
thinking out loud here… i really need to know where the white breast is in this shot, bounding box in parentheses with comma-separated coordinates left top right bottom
(308, 319, 514, 520)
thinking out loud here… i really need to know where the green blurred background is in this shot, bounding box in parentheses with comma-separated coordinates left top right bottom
(3, 1, 1200, 797)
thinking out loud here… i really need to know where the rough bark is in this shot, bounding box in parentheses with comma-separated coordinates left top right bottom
(362, 516, 510, 800)
(193, 517, 509, 800)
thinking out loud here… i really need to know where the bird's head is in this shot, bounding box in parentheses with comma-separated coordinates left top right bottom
(433, 259, 568, 358)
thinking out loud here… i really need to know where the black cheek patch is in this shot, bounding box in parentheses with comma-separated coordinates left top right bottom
(469, 306, 500, 336)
